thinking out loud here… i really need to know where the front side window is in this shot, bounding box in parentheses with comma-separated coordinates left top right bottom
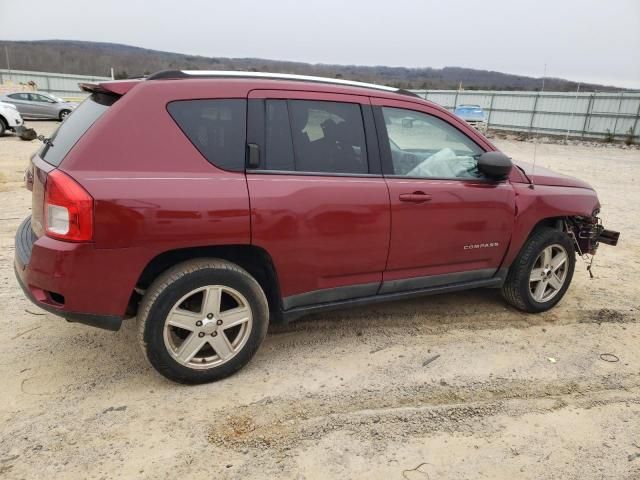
(31, 94, 55, 103)
(381, 107, 484, 179)
(168, 99, 246, 172)
(264, 100, 369, 175)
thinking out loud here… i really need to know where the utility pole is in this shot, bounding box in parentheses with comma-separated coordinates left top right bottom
(4, 46, 11, 81)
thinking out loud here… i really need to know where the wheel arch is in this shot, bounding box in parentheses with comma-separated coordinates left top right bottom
(133, 244, 283, 320)
(528, 216, 566, 234)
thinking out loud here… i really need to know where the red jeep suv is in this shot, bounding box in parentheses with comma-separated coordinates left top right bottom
(14, 71, 619, 383)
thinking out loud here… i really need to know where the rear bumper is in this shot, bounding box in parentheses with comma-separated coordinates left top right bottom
(14, 216, 135, 331)
(14, 265, 122, 331)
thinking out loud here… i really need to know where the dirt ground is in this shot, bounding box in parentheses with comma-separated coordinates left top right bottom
(0, 121, 638, 479)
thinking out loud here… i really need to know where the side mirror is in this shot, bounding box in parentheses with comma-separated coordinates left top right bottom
(477, 151, 512, 179)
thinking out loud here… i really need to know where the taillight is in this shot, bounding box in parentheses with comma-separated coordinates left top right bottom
(44, 170, 94, 242)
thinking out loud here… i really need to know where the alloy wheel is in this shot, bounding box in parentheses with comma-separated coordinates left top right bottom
(529, 244, 569, 303)
(163, 285, 253, 369)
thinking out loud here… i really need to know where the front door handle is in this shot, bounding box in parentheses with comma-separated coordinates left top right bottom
(399, 192, 432, 203)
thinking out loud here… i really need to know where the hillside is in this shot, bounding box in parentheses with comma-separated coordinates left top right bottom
(0, 39, 625, 92)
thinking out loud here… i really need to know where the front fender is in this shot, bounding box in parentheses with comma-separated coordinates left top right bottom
(502, 184, 600, 267)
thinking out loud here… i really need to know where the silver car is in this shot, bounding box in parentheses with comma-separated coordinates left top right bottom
(0, 91, 77, 121)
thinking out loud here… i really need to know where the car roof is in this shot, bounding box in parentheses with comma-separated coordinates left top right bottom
(147, 70, 413, 95)
(82, 70, 425, 102)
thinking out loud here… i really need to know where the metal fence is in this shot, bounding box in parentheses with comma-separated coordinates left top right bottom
(0, 69, 111, 99)
(411, 90, 640, 141)
(1, 68, 638, 141)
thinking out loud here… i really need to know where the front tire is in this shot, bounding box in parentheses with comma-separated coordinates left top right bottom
(502, 227, 575, 313)
(137, 259, 269, 384)
(59, 109, 71, 121)
(0, 118, 6, 136)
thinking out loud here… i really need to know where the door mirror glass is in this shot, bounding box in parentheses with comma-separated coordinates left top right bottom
(476, 152, 512, 179)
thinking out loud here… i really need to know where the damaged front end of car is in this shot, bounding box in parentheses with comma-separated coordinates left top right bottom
(565, 213, 620, 256)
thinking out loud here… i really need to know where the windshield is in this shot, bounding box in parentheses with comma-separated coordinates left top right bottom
(40, 92, 117, 166)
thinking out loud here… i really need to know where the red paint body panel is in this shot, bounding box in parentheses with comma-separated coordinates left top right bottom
(514, 161, 593, 189)
(15, 235, 146, 316)
(503, 183, 599, 266)
(13, 77, 605, 324)
(383, 178, 515, 280)
(248, 174, 390, 297)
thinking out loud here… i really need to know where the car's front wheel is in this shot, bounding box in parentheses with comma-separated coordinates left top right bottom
(137, 259, 269, 384)
(502, 227, 575, 313)
(59, 109, 71, 121)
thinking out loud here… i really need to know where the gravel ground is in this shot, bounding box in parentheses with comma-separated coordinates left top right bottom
(0, 121, 638, 479)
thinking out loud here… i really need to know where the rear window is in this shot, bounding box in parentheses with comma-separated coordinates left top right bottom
(9, 93, 30, 101)
(40, 93, 116, 166)
(167, 99, 247, 172)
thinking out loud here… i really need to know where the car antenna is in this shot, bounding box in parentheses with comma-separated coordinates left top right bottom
(530, 63, 547, 190)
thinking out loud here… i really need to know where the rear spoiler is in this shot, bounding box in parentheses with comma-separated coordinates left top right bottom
(79, 79, 141, 96)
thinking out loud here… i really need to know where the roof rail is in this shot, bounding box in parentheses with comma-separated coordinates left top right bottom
(145, 69, 420, 98)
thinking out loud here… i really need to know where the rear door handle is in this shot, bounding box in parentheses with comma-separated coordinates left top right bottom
(399, 192, 432, 203)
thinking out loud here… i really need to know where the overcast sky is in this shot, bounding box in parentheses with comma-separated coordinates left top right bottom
(1, 0, 639, 88)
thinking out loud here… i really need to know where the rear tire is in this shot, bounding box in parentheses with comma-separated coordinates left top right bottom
(501, 227, 575, 313)
(137, 258, 269, 384)
(0, 118, 6, 136)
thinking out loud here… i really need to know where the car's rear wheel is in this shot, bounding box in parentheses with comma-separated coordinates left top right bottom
(59, 109, 71, 121)
(501, 227, 575, 313)
(137, 259, 269, 384)
(0, 118, 6, 136)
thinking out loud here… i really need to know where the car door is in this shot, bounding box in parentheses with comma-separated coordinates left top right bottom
(29, 93, 57, 118)
(246, 90, 390, 309)
(371, 98, 515, 293)
(5, 93, 36, 118)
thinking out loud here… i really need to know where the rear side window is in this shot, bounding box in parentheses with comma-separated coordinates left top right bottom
(264, 99, 369, 175)
(167, 99, 246, 172)
(9, 93, 30, 100)
(40, 93, 116, 167)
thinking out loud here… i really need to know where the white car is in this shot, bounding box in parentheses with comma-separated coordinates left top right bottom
(0, 101, 24, 136)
